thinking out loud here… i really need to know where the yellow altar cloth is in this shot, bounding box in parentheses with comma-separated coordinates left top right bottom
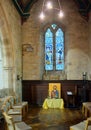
(42, 98, 64, 109)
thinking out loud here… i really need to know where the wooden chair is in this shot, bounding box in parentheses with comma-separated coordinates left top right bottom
(14, 97, 28, 117)
(3, 112, 32, 130)
(8, 96, 27, 117)
(85, 117, 91, 130)
(82, 102, 91, 117)
(1, 103, 22, 122)
(70, 117, 91, 130)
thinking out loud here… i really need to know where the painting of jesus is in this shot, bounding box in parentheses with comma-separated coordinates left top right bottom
(49, 83, 61, 98)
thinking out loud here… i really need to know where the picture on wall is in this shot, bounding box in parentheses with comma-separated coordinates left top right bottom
(49, 83, 61, 99)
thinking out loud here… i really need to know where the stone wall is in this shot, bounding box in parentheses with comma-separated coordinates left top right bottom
(88, 11, 91, 80)
(22, 0, 89, 80)
(0, 0, 90, 99)
(0, 0, 22, 98)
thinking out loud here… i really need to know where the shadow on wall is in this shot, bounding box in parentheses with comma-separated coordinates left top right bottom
(0, 88, 9, 98)
(42, 71, 67, 80)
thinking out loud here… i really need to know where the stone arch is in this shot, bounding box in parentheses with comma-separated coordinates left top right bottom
(0, 4, 15, 96)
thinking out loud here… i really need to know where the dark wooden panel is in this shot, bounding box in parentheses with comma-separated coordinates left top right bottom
(22, 80, 90, 107)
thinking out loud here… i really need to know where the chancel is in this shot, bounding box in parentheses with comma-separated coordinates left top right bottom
(0, 0, 91, 130)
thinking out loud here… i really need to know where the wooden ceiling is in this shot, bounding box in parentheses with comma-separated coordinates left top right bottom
(12, 0, 91, 21)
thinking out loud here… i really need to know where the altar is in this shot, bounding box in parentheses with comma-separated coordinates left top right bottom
(42, 98, 64, 109)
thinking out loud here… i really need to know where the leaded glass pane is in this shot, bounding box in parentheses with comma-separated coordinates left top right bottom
(55, 28, 64, 70)
(45, 29, 53, 70)
(51, 24, 57, 29)
(44, 24, 64, 71)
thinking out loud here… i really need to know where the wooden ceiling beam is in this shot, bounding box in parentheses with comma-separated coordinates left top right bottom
(12, 0, 30, 18)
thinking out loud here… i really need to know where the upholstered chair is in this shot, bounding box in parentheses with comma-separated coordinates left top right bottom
(70, 118, 91, 130)
(3, 112, 32, 130)
(14, 96, 28, 117)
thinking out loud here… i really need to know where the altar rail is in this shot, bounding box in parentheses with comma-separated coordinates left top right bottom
(22, 80, 91, 107)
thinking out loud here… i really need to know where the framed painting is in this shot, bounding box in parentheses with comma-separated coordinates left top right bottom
(49, 83, 61, 98)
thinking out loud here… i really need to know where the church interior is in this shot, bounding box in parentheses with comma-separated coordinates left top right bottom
(0, 0, 91, 130)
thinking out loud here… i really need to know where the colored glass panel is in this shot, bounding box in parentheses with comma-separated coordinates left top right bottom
(44, 24, 64, 71)
(45, 28, 53, 70)
(51, 24, 57, 29)
(55, 28, 64, 70)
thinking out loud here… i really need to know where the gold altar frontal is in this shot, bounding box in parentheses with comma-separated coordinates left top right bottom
(42, 98, 64, 109)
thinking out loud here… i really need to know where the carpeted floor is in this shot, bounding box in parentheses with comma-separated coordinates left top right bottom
(23, 107, 85, 130)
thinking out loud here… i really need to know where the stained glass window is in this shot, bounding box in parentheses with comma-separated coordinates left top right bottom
(44, 24, 64, 70)
(45, 28, 53, 70)
(55, 28, 64, 70)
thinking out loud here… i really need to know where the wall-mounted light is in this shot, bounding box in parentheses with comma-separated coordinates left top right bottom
(82, 72, 87, 80)
(17, 75, 22, 80)
(22, 43, 34, 55)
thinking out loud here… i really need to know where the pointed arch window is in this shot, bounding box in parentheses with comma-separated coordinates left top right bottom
(45, 24, 64, 71)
